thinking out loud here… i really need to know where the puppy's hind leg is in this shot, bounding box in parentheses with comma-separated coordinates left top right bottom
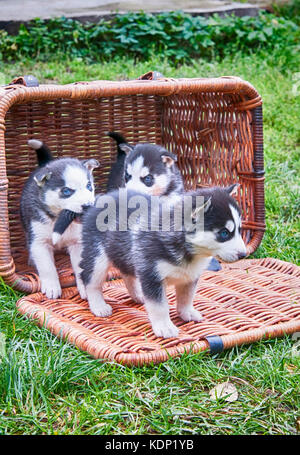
(121, 274, 145, 304)
(68, 243, 87, 300)
(81, 252, 112, 317)
(175, 280, 202, 322)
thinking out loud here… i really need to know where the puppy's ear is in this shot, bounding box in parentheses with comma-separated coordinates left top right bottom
(161, 151, 177, 168)
(34, 171, 52, 187)
(119, 143, 133, 155)
(191, 197, 211, 221)
(82, 159, 100, 172)
(226, 183, 239, 196)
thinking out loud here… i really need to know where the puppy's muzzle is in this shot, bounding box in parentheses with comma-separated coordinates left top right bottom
(73, 203, 94, 221)
(82, 203, 94, 210)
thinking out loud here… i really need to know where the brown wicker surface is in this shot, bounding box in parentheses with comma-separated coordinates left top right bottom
(0, 75, 265, 293)
(16, 258, 300, 366)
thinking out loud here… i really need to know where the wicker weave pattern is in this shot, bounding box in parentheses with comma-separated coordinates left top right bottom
(16, 258, 300, 366)
(0, 76, 265, 294)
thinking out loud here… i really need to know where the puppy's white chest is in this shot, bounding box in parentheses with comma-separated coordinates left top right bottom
(31, 219, 81, 248)
(55, 222, 82, 249)
(157, 257, 211, 285)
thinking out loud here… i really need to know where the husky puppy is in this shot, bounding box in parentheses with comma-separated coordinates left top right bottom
(80, 184, 246, 338)
(20, 139, 99, 299)
(107, 131, 221, 272)
(107, 132, 184, 200)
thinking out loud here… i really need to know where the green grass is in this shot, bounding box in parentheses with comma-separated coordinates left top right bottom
(0, 49, 299, 435)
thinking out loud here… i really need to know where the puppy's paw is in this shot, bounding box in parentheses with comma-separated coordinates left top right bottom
(152, 320, 179, 339)
(92, 303, 112, 317)
(178, 308, 203, 323)
(89, 301, 112, 317)
(86, 289, 112, 317)
(41, 278, 62, 299)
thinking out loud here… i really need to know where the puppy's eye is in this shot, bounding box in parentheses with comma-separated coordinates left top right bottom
(142, 174, 154, 187)
(218, 228, 230, 241)
(61, 187, 75, 198)
(86, 181, 93, 191)
(125, 170, 131, 183)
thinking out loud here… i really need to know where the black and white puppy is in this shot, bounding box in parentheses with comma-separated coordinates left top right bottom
(80, 184, 246, 338)
(107, 131, 221, 272)
(20, 139, 99, 299)
(107, 132, 184, 201)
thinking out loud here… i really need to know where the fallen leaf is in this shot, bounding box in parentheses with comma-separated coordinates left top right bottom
(209, 382, 238, 402)
(285, 363, 297, 373)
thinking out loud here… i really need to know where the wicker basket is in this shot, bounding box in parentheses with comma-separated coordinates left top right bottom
(1, 72, 299, 365)
(0, 72, 265, 294)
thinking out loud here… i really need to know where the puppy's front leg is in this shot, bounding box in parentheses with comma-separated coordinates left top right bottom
(175, 280, 202, 322)
(145, 299, 179, 338)
(85, 285, 112, 317)
(81, 254, 112, 317)
(140, 275, 178, 338)
(30, 241, 61, 299)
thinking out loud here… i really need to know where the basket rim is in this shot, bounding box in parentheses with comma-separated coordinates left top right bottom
(0, 75, 262, 113)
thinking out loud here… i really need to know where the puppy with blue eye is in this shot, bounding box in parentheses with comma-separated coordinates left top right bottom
(107, 132, 221, 272)
(20, 139, 99, 299)
(80, 184, 246, 338)
(107, 132, 184, 201)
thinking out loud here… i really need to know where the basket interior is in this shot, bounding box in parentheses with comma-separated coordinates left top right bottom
(4, 91, 257, 278)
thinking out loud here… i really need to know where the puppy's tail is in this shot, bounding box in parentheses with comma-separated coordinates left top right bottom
(108, 131, 129, 157)
(28, 139, 53, 167)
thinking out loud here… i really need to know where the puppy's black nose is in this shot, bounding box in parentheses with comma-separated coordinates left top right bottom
(238, 252, 247, 259)
(82, 203, 93, 211)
